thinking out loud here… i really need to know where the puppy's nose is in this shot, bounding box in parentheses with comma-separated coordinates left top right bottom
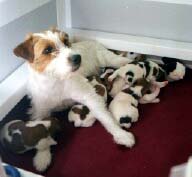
(70, 54, 81, 65)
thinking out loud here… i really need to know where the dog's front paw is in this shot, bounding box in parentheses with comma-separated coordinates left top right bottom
(113, 131, 135, 148)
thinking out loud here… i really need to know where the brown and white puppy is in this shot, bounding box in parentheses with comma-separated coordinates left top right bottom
(68, 104, 95, 127)
(13, 29, 135, 148)
(100, 67, 126, 98)
(68, 76, 107, 127)
(100, 67, 164, 105)
(0, 117, 61, 172)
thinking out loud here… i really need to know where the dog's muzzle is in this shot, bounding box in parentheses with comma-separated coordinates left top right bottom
(69, 54, 81, 71)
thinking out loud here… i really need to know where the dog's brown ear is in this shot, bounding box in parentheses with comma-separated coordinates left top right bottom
(13, 35, 34, 62)
(50, 27, 71, 47)
(50, 26, 60, 33)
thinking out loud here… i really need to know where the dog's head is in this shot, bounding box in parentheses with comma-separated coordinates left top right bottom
(14, 29, 81, 79)
(165, 62, 186, 81)
(132, 78, 151, 96)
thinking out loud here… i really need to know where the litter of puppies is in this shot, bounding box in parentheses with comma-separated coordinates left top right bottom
(0, 49, 187, 172)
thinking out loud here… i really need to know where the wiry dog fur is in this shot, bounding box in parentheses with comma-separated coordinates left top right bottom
(13, 29, 135, 148)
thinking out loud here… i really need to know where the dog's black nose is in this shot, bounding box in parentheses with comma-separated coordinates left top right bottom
(70, 54, 81, 65)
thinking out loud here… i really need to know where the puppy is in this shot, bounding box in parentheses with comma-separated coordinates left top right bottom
(109, 56, 168, 89)
(100, 67, 126, 97)
(100, 66, 162, 100)
(161, 57, 186, 81)
(68, 104, 95, 127)
(139, 82, 167, 104)
(135, 56, 185, 82)
(13, 29, 135, 148)
(108, 63, 146, 87)
(109, 78, 153, 129)
(0, 117, 61, 172)
(68, 76, 107, 127)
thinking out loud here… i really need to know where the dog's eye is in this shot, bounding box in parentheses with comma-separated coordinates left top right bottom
(43, 46, 54, 54)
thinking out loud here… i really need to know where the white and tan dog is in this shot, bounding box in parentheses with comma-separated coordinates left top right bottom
(13, 29, 134, 147)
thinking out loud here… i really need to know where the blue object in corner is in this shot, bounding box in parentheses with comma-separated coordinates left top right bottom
(4, 165, 21, 177)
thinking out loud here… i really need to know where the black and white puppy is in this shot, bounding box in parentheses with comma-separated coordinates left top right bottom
(161, 57, 186, 81)
(108, 57, 168, 89)
(109, 78, 152, 129)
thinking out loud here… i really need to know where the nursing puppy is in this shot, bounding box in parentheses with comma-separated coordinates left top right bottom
(108, 63, 146, 87)
(161, 57, 186, 81)
(13, 29, 134, 147)
(68, 76, 107, 127)
(109, 78, 156, 129)
(0, 117, 61, 172)
(68, 104, 95, 127)
(99, 66, 164, 100)
(100, 67, 126, 97)
(108, 57, 168, 89)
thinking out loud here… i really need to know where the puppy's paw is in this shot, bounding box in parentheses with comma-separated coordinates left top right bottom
(108, 75, 115, 82)
(113, 131, 135, 148)
(164, 81, 169, 85)
(74, 121, 82, 127)
(81, 118, 96, 127)
(121, 123, 132, 129)
(152, 98, 160, 103)
(161, 81, 168, 87)
(158, 81, 168, 88)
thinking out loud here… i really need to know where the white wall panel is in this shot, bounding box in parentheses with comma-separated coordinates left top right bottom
(0, 0, 57, 82)
(71, 0, 192, 43)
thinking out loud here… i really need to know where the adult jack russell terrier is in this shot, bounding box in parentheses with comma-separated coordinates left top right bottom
(13, 29, 134, 147)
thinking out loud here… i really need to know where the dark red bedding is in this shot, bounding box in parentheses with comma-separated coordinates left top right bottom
(1, 69, 192, 177)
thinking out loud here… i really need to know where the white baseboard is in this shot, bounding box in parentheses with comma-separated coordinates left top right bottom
(145, 0, 192, 5)
(67, 28, 192, 62)
(0, 63, 28, 121)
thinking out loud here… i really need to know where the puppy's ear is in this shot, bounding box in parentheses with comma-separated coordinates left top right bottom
(135, 54, 146, 62)
(161, 57, 179, 64)
(13, 34, 34, 62)
(164, 62, 177, 73)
